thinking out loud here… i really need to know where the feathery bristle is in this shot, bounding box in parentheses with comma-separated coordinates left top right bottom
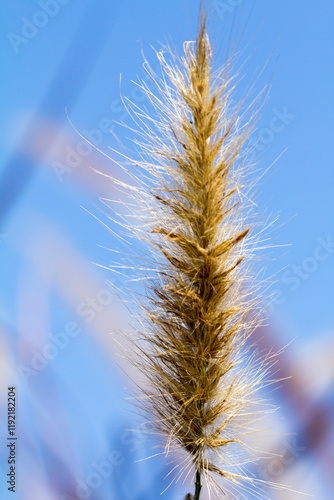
(111, 15, 276, 500)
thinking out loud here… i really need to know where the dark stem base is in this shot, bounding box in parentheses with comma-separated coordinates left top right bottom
(193, 469, 202, 500)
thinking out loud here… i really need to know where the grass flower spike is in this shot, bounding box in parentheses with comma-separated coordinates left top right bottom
(112, 13, 274, 500)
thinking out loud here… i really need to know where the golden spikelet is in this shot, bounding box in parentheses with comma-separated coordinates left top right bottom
(111, 14, 277, 500)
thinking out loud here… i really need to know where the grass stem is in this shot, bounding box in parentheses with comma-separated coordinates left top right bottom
(194, 468, 202, 500)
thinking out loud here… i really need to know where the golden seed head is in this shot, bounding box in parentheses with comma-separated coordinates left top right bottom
(115, 13, 275, 499)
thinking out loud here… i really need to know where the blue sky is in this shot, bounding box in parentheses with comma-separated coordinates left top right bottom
(1, 0, 333, 339)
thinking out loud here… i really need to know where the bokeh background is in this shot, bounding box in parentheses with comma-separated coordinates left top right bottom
(1, 1, 333, 498)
